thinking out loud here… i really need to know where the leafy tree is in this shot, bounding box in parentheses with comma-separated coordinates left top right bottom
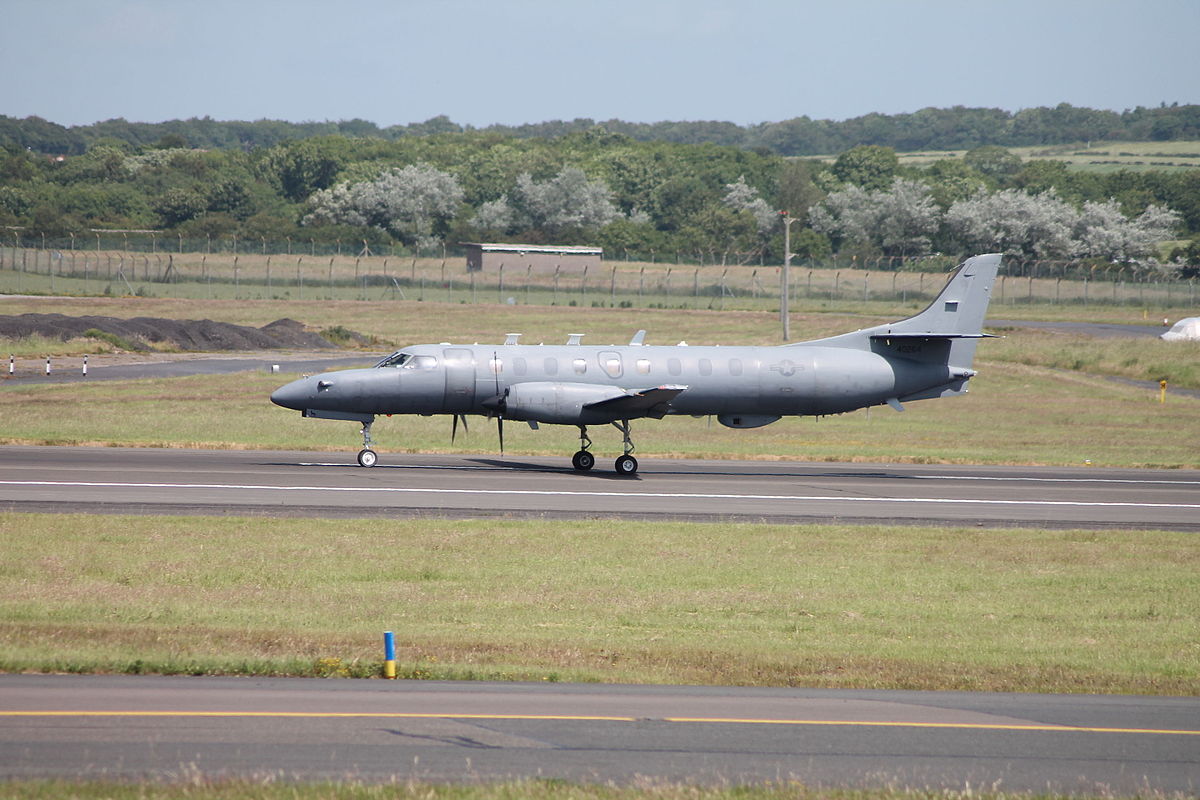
(153, 187, 207, 226)
(829, 145, 898, 191)
(263, 138, 349, 202)
(775, 160, 824, 224)
(963, 146, 1021, 179)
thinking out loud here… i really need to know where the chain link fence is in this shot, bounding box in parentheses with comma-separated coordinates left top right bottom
(1, 242, 1196, 311)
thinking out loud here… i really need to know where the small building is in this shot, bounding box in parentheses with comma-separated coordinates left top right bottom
(462, 242, 602, 273)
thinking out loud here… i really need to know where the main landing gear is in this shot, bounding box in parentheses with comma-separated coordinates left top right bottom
(357, 420, 377, 468)
(571, 422, 639, 475)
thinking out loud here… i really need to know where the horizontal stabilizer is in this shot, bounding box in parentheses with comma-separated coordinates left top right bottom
(870, 332, 996, 340)
(584, 385, 686, 419)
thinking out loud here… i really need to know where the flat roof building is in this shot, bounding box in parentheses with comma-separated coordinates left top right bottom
(462, 242, 602, 273)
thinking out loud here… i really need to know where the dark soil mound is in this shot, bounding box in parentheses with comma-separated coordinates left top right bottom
(0, 314, 341, 351)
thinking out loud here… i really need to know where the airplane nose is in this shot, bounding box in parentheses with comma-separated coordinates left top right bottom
(270, 378, 311, 410)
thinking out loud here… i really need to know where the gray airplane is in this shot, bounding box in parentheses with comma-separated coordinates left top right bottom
(270, 253, 1002, 474)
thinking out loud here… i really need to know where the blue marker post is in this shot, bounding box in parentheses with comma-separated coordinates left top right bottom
(383, 631, 396, 679)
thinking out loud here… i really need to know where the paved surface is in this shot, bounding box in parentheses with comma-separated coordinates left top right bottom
(1, 445, 1198, 530)
(2, 675, 1197, 791)
(2, 353, 380, 384)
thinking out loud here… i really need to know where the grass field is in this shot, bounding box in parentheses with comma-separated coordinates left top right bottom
(0, 779, 1155, 800)
(882, 140, 1200, 172)
(3, 513, 1196, 695)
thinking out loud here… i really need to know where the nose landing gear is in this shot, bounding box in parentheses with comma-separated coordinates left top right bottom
(357, 420, 377, 468)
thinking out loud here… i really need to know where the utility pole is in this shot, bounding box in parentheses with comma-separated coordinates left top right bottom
(781, 212, 797, 341)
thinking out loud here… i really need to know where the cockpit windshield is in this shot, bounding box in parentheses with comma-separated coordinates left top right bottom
(375, 352, 438, 369)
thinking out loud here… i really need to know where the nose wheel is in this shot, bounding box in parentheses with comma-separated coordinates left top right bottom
(357, 420, 377, 467)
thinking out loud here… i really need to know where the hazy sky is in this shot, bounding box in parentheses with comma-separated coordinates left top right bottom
(4, 0, 1197, 129)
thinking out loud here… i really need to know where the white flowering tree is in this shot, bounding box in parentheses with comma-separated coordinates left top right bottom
(722, 176, 778, 235)
(809, 178, 940, 257)
(943, 188, 1077, 260)
(472, 166, 620, 236)
(1073, 200, 1180, 264)
(304, 163, 464, 246)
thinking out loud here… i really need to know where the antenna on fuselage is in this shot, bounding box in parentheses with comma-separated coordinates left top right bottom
(567, 333, 584, 345)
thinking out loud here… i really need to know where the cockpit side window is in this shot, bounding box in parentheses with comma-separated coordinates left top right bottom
(377, 352, 412, 368)
(377, 352, 437, 369)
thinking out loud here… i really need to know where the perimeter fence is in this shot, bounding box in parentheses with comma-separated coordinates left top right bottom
(1, 244, 1196, 311)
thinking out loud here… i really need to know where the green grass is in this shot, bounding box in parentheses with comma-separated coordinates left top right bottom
(2, 513, 1196, 695)
(886, 139, 1200, 172)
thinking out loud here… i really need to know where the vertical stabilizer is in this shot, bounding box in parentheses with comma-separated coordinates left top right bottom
(872, 253, 1002, 369)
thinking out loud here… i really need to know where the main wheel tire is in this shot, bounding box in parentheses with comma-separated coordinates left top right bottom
(572, 450, 595, 471)
(357, 449, 378, 468)
(614, 454, 638, 475)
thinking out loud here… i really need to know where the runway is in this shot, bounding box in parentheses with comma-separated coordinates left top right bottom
(2, 675, 1197, 791)
(1, 445, 1198, 530)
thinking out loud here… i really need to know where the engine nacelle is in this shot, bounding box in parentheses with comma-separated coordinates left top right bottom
(501, 382, 627, 424)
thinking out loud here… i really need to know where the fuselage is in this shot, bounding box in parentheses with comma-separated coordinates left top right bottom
(269, 340, 958, 422)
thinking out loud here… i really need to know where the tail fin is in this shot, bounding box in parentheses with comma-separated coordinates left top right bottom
(799, 253, 1001, 373)
(874, 253, 1002, 370)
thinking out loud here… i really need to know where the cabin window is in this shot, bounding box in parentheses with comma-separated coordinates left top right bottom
(599, 351, 623, 378)
(573, 358, 587, 375)
(636, 358, 651, 375)
(728, 358, 743, 376)
(513, 357, 527, 376)
(698, 358, 712, 376)
(668, 358, 682, 376)
(411, 355, 438, 370)
(544, 357, 558, 375)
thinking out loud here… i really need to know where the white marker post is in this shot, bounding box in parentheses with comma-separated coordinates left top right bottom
(7, 355, 12, 377)
(45, 356, 50, 376)
(83, 355, 88, 378)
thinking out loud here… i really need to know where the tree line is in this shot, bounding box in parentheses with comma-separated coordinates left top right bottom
(3, 103, 1200, 157)
(1, 126, 1197, 273)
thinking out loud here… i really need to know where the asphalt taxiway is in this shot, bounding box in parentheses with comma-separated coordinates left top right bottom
(2, 675, 1198, 792)
(1, 445, 1197, 530)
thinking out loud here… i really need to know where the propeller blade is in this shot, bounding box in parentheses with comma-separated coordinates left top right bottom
(497, 416, 505, 455)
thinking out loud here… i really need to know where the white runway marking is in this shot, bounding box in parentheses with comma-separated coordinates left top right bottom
(301, 462, 1200, 486)
(3, 480, 1198, 510)
(914, 474, 1200, 486)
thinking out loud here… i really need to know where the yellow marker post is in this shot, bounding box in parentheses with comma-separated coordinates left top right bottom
(383, 631, 396, 679)
(1160, 379, 1168, 404)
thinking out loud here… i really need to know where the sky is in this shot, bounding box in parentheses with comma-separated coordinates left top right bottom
(3, 0, 1198, 129)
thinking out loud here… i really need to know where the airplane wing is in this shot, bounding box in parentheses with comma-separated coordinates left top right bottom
(583, 385, 687, 420)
